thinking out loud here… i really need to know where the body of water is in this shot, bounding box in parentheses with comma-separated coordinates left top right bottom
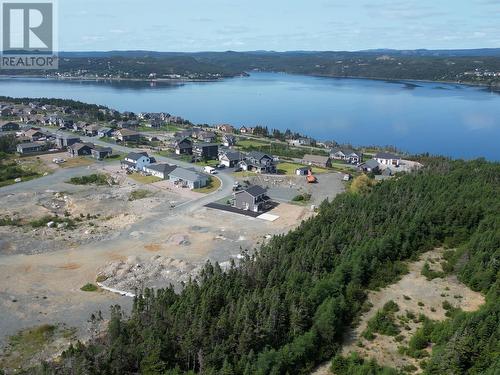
(1, 72, 499, 159)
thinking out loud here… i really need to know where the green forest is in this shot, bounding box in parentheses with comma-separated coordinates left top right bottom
(25, 158, 499, 375)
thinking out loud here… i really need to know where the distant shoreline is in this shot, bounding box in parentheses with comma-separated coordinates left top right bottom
(1, 71, 497, 91)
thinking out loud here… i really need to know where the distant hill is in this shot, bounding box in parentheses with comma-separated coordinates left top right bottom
(59, 48, 500, 58)
(5, 49, 500, 85)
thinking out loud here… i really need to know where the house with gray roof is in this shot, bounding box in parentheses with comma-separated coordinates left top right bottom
(330, 147, 362, 164)
(91, 146, 113, 160)
(68, 142, 93, 157)
(168, 167, 208, 189)
(121, 152, 152, 171)
(302, 154, 332, 168)
(233, 185, 271, 213)
(240, 151, 276, 173)
(143, 163, 177, 180)
(16, 142, 47, 155)
(219, 150, 243, 167)
(358, 159, 380, 173)
(0, 121, 19, 132)
(374, 152, 401, 167)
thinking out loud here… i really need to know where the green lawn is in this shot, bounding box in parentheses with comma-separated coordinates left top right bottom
(59, 157, 95, 169)
(193, 176, 222, 193)
(135, 124, 183, 133)
(277, 162, 328, 175)
(128, 173, 162, 184)
(232, 170, 256, 178)
(237, 138, 270, 148)
(99, 137, 116, 144)
(194, 159, 219, 167)
(0, 157, 50, 187)
(102, 153, 123, 162)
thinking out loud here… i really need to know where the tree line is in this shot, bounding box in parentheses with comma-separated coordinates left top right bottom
(23, 157, 499, 375)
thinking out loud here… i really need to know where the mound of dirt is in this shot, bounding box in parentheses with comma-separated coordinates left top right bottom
(96, 255, 199, 293)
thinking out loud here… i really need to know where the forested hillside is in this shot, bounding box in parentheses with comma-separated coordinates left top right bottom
(29, 158, 499, 375)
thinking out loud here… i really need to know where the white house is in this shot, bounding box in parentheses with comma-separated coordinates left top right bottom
(374, 152, 401, 167)
(143, 163, 177, 179)
(121, 152, 152, 171)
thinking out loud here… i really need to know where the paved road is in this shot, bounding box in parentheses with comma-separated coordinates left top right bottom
(0, 166, 95, 195)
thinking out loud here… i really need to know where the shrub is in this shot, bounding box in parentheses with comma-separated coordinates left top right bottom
(80, 283, 98, 292)
(68, 174, 111, 185)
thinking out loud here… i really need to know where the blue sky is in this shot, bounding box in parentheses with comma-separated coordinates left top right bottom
(59, 0, 500, 51)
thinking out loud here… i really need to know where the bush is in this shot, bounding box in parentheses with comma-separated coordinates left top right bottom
(363, 300, 400, 339)
(292, 193, 312, 202)
(129, 189, 151, 201)
(68, 174, 111, 185)
(421, 262, 445, 280)
(80, 283, 98, 292)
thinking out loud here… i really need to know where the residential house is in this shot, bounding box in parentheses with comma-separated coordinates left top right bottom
(173, 137, 193, 155)
(83, 124, 99, 136)
(302, 154, 332, 168)
(147, 118, 163, 128)
(98, 128, 113, 138)
(117, 120, 130, 129)
(233, 185, 271, 213)
(288, 138, 311, 147)
(143, 163, 177, 180)
(0, 121, 20, 132)
(239, 126, 254, 134)
(168, 167, 208, 189)
(114, 129, 140, 142)
(24, 128, 45, 141)
(219, 150, 243, 167)
(91, 146, 113, 160)
(240, 151, 276, 173)
(193, 142, 219, 160)
(121, 152, 152, 171)
(174, 130, 193, 139)
(197, 131, 217, 143)
(358, 159, 380, 173)
(295, 166, 311, 176)
(218, 124, 234, 133)
(1, 107, 13, 117)
(374, 152, 401, 167)
(72, 121, 86, 132)
(16, 142, 46, 155)
(68, 142, 93, 157)
(56, 135, 80, 149)
(222, 134, 236, 147)
(330, 147, 362, 164)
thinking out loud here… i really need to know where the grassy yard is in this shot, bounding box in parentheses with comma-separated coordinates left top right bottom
(193, 176, 222, 193)
(58, 157, 95, 168)
(102, 153, 123, 162)
(128, 173, 162, 184)
(0, 157, 50, 187)
(237, 138, 271, 148)
(277, 162, 328, 175)
(232, 170, 256, 178)
(135, 124, 183, 133)
(99, 136, 116, 144)
(194, 159, 219, 168)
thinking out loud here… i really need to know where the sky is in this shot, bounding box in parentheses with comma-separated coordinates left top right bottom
(58, 0, 500, 52)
